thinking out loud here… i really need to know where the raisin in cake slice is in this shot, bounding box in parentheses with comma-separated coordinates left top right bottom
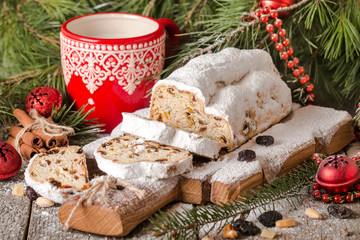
(25, 146, 90, 204)
(150, 48, 292, 151)
(119, 110, 221, 158)
(94, 134, 193, 180)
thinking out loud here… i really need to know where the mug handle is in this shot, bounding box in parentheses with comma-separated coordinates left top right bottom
(157, 18, 181, 58)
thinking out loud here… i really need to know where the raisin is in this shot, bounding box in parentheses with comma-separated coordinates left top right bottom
(256, 135, 274, 146)
(237, 150, 256, 162)
(258, 211, 283, 227)
(45, 149, 59, 154)
(328, 205, 354, 219)
(199, 127, 207, 132)
(26, 186, 40, 201)
(76, 148, 83, 154)
(233, 219, 260, 236)
(49, 179, 61, 188)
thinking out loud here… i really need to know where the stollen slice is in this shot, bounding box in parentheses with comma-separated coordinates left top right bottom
(94, 134, 193, 180)
(25, 146, 90, 204)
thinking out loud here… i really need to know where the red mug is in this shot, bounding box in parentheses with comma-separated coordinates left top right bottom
(60, 13, 180, 132)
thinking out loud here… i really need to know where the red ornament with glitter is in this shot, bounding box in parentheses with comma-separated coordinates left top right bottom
(25, 86, 62, 118)
(258, 0, 294, 18)
(0, 142, 22, 180)
(316, 155, 360, 194)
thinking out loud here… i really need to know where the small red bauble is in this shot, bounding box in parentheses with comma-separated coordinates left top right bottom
(316, 155, 360, 194)
(270, 33, 279, 42)
(310, 93, 315, 99)
(287, 61, 294, 69)
(292, 69, 300, 77)
(298, 66, 304, 74)
(280, 52, 288, 60)
(0, 142, 22, 180)
(260, 15, 269, 23)
(258, 0, 294, 18)
(313, 190, 321, 199)
(322, 194, 331, 203)
(278, 29, 286, 37)
(334, 195, 342, 203)
(269, 10, 278, 18)
(286, 47, 294, 56)
(255, 9, 263, 17)
(293, 57, 299, 65)
(263, 5, 271, 14)
(346, 194, 354, 202)
(300, 77, 307, 85)
(266, 24, 274, 32)
(282, 38, 290, 46)
(275, 43, 283, 51)
(313, 183, 320, 191)
(25, 86, 62, 118)
(306, 83, 314, 92)
(274, 19, 282, 28)
(304, 74, 310, 82)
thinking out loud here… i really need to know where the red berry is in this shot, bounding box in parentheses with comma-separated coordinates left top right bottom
(293, 57, 299, 65)
(346, 194, 354, 202)
(260, 15, 269, 23)
(286, 47, 294, 56)
(356, 191, 360, 198)
(310, 93, 315, 98)
(292, 69, 300, 77)
(298, 66, 304, 74)
(255, 9, 263, 17)
(266, 24, 274, 33)
(278, 29, 286, 37)
(322, 194, 331, 203)
(263, 5, 271, 14)
(313, 190, 321, 199)
(270, 33, 278, 42)
(316, 158, 323, 164)
(287, 61, 294, 69)
(334, 195, 342, 203)
(275, 43, 283, 51)
(282, 38, 290, 46)
(313, 183, 320, 191)
(274, 19, 282, 28)
(269, 10, 278, 18)
(280, 52, 288, 60)
(356, 183, 360, 191)
(304, 74, 310, 82)
(306, 83, 314, 92)
(300, 77, 307, 85)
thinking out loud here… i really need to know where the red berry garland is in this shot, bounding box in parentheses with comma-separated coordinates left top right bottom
(255, 6, 315, 104)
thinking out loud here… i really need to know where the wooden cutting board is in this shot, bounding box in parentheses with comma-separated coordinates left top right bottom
(58, 105, 353, 236)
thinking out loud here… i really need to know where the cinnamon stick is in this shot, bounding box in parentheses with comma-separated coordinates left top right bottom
(9, 126, 44, 149)
(13, 109, 56, 148)
(7, 137, 38, 161)
(56, 135, 69, 147)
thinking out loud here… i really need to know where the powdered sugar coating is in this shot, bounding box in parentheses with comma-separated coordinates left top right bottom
(119, 111, 221, 158)
(83, 136, 113, 159)
(152, 48, 292, 148)
(25, 154, 74, 204)
(222, 105, 352, 181)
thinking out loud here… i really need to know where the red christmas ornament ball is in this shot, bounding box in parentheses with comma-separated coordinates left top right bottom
(258, 0, 295, 18)
(0, 142, 22, 180)
(313, 190, 321, 199)
(322, 194, 331, 203)
(316, 155, 360, 194)
(25, 86, 62, 118)
(346, 194, 354, 203)
(334, 194, 342, 203)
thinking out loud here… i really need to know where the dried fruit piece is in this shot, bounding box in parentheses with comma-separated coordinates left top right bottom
(275, 218, 296, 228)
(12, 183, 25, 197)
(36, 197, 54, 207)
(328, 205, 354, 219)
(256, 135, 274, 146)
(222, 224, 238, 239)
(26, 186, 40, 201)
(258, 210, 283, 227)
(261, 229, 277, 239)
(237, 149, 256, 162)
(233, 219, 260, 236)
(305, 208, 322, 219)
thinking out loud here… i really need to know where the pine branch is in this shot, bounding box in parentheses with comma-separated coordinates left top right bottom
(50, 102, 104, 145)
(150, 160, 318, 239)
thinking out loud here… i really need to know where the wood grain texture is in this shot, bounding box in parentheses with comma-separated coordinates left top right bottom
(0, 165, 30, 240)
(58, 178, 180, 237)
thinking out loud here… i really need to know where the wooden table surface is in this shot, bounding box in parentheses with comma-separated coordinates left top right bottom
(2, 142, 360, 240)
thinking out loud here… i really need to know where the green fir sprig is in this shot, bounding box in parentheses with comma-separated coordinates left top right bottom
(149, 160, 318, 239)
(51, 102, 103, 145)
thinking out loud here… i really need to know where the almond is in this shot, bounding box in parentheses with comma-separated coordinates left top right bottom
(305, 208, 322, 219)
(261, 229, 277, 239)
(275, 218, 296, 228)
(36, 197, 54, 207)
